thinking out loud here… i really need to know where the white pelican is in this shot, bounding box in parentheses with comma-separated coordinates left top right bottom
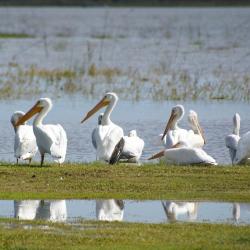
(160, 105, 205, 149)
(225, 113, 241, 163)
(187, 110, 206, 148)
(233, 130, 250, 164)
(96, 199, 124, 221)
(161, 105, 188, 148)
(81, 92, 124, 162)
(162, 201, 198, 222)
(11, 111, 38, 164)
(112, 130, 144, 163)
(16, 98, 67, 166)
(148, 141, 217, 165)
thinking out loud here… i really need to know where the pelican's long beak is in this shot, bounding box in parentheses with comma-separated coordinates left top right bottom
(81, 97, 110, 123)
(161, 111, 176, 140)
(194, 117, 206, 144)
(15, 102, 42, 126)
(148, 150, 165, 160)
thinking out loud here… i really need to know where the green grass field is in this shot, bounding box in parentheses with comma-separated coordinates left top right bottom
(0, 162, 249, 201)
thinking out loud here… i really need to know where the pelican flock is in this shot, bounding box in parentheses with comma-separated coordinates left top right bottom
(5, 92, 249, 166)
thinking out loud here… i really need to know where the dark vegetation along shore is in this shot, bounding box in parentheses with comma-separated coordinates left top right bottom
(0, 0, 250, 6)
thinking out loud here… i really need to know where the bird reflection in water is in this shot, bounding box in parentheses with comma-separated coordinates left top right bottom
(14, 200, 67, 222)
(162, 201, 198, 222)
(96, 199, 124, 221)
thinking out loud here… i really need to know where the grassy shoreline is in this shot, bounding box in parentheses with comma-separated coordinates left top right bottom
(0, 162, 249, 201)
(0, 218, 250, 249)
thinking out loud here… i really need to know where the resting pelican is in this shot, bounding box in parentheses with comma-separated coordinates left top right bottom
(96, 199, 124, 221)
(187, 110, 206, 148)
(148, 141, 217, 165)
(120, 130, 144, 163)
(16, 98, 67, 166)
(161, 105, 187, 148)
(11, 111, 38, 164)
(162, 201, 198, 222)
(81, 92, 124, 162)
(160, 105, 205, 149)
(225, 113, 241, 163)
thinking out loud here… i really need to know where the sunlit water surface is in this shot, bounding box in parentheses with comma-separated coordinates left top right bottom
(0, 98, 249, 165)
(0, 199, 249, 225)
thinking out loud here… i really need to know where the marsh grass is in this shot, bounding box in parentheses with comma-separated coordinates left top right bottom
(0, 162, 249, 201)
(0, 33, 33, 39)
(0, 62, 250, 101)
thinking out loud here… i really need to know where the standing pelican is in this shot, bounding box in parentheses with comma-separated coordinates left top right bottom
(11, 111, 38, 164)
(148, 141, 217, 165)
(96, 199, 124, 221)
(16, 98, 67, 166)
(225, 113, 241, 163)
(81, 92, 124, 162)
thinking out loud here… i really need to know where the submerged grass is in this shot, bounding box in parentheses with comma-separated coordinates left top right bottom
(0, 218, 250, 250)
(0, 162, 249, 201)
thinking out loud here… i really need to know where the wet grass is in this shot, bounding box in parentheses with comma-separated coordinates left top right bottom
(0, 162, 249, 201)
(0, 218, 250, 250)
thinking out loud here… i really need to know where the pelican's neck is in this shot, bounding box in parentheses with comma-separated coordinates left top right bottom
(33, 105, 51, 126)
(102, 97, 117, 125)
(173, 112, 184, 130)
(233, 115, 240, 136)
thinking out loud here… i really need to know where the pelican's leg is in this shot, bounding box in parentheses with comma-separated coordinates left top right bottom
(29, 158, 32, 165)
(16, 158, 19, 165)
(41, 154, 45, 166)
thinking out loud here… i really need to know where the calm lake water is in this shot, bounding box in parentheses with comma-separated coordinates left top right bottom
(1, 98, 250, 165)
(0, 199, 249, 225)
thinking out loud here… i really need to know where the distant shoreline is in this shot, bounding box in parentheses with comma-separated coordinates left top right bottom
(0, 1, 250, 7)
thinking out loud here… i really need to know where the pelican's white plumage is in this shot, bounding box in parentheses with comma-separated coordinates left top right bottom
(225, 113, 241, 163)
(11, 111, 38, 164)
(120, 130, 144, 163)
(16, 98, 67, 165)
(96, 199, 124, 221)
(81, 92, 124, 162)
(149, 141, 217, 165)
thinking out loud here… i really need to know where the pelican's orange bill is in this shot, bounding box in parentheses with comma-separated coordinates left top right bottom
(148, 150, 165, 160)
(161, 110, 176, 140)
(15, 102, 42, 126)
(81, 97, 110, 123)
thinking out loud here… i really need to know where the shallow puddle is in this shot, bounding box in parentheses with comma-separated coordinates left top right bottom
(0, 200, 249, 225)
